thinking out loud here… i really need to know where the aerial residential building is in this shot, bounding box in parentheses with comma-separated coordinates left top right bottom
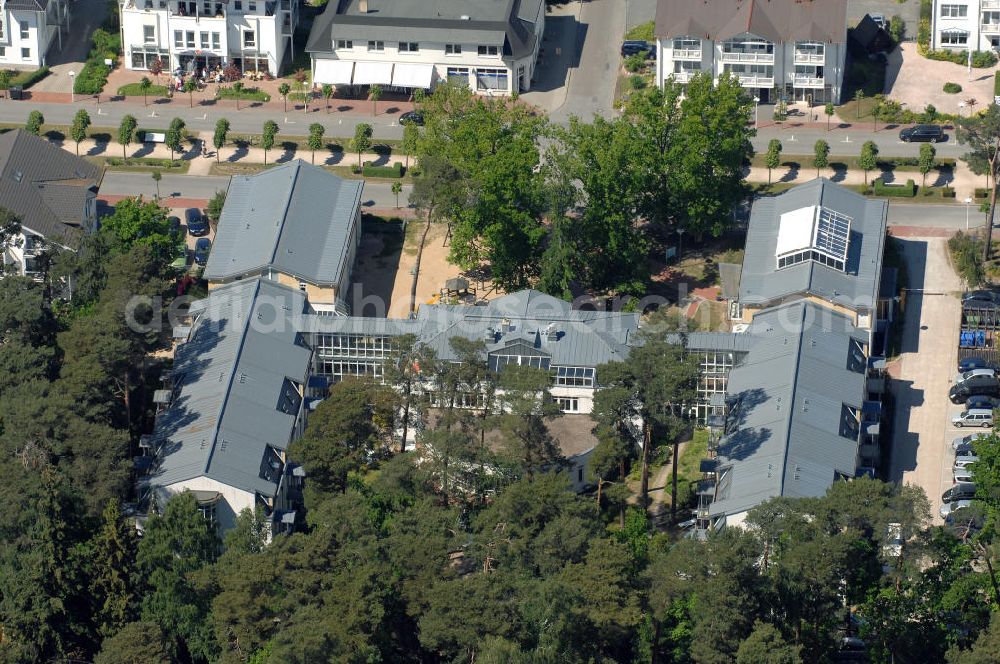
(0, 129, 102, 279)
(306, 0, 545, 95)
(931, 0, 1000, 51)
(204, 160, 363, 315)
(139, 278, 313, 534)
(653, 0, 849, 103)
(0, 0, 69, 67)
(119, 0, 299, 74)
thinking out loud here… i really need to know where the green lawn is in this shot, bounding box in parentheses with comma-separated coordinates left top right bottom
(625, 20, 654, 42)
(673, 429, 710, 509)
(216, 85, 270, 102)
(117, 82, 169, 97)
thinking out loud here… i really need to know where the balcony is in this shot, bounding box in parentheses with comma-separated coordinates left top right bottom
(793, 51, 825, 64)
(672, 48, 701, 60)
(670, 70, 699, 82)
(984, 0, 1000, 9)
(720, 50, 774, 63)
(983, 22, 1000, 33)
(733, 75, 774, 87)
(792, 75, 825, 87)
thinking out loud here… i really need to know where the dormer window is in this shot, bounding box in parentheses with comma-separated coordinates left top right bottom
(277, 377, 301, 415)
(446, 43, 462, 55)
(336, 39, 352, 50)
(478, 44, 499, 56)
(399, 41, 419, 53)
(775, 205, 851, 272)
(367, 40, 384, 52)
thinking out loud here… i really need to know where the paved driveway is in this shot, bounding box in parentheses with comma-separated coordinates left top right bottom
(33, 0, 109, 93)
(889, 237, 963, 520)
(887, 44, 1000, 113)
(847, 0, 920, 29)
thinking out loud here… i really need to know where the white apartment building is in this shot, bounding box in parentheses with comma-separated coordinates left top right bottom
(306, 0, 544, 96)
(654, 0, 848, 104)
(0, 0, 69, 67)
(120, 0, 298, 74)
(932, 0, 1000, 51)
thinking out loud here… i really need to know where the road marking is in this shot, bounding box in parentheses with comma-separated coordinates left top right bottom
(199, 113, 207, 120)
(97, 108, 107, 115)
(787, 135, 796, 141)
(147, 111, 157, 117)
(842, 136, 851, 143)
(283, 116, 295, 124)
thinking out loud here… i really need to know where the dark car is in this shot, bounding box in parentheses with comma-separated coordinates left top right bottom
(621, 40, 652, 57)
(959, 356, 996, 373)
(400, 110, 424, 126)
(950, 375, 1000, 403)
(194, 238, 212, 266)
(943, 482, 978, 503)
(963, 289, 1000, 305)
(186, 208, 209, 237)
(899, 124, 944, 143)
(966, 394, 1000, 410)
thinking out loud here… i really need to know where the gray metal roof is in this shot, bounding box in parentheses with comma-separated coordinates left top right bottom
(147, 279, 313, 497)
(307, 289, 639, 367)
(6, 0, 51, 10)
(0, 129, 101, 247)
(709, 300, 868, 518)
(655, 0, 848, 43)
(307, 0, 542, 59)
(739, 179, 888, 312)
(204, 160, 363, 286)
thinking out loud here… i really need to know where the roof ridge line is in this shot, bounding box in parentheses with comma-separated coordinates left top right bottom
(268, 161, 301, 266)
(777, 302, 806, 496)
(202, 279, 261, 475)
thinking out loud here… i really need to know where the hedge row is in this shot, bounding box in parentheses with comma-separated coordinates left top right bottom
(360, 161, 403, 178)
(995, 72, 1000, 97)
(879, 157, 956, 169)
(217, 85, 270, 102)
(873, 178, 917, 197)
(925, 49, 998, 68)
(976, 188, 997, 199)
(74, 28, 120, 95)
(105, 157, 184, 168)
(11, 67, 49, 89)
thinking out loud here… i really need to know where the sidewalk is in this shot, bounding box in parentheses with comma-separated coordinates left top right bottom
(746, 163, 980, 200)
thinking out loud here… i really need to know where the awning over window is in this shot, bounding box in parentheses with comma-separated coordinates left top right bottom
(353, 61, 393, 85)
(391, 62, 434, 88)
(313, 59, 354, 85)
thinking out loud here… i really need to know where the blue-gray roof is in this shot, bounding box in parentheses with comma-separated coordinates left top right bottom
(740, 179, 888, 312)
(147, 279, 313, 497)
(710, 300, 869, 518)
(204, 160, 363, 286)
(306, 289, 639, 367)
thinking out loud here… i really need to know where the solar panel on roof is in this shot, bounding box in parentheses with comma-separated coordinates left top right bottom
(813, 207, 851, 261)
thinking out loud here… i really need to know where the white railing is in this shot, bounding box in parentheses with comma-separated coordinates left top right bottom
(983, 0, 1000, 10)
(720, 50, 774, 63)
(672, 48, 701, 60)
(670, 71, 695, 82)
(792, 75, 825, 87)
(793, 51, 825, 64)
(982, 22, 1000, 33)
(735, 75, 774, 87)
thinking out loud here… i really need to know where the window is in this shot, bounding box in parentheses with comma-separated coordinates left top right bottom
(20, 47, 29, 60)
(336, 39, 352, 49)
(475, 67, 508, 91)
(554, 366, 595, 387)
(212, 32, 221, 49)
(673, 60, 702, 73)
(200, 31, 209, 48)
(367, 40, 383, 52)
(159, 0, 166, 8)
(478, 44, 499, 56)
(174, 30, 183, 48)
(839, 404, 860, 440)
(489, 354, 551, 371)
(0, 47, 6, 58)
(315, 334, 391, 359)
(243, 29, 255, 48)
(447, 66, 469, 83)
(19, 22, 27, 40)
(940, 29, 968, 45)
(577, 467, 584, 483)
(276, 379, 302, 415)
(556, 397, 580, 413)
(186, 30, 195, 47)
(202, 1, 211, 13)
(445, 43, 462, 55)
(672, 37, 700, 50)
(234, 0, 241, 9)
(399, 41, 419, 53)
(143, 25, 155, 43)
(940, 4, 968, 18)
(0, 19, 5, 39)
(248, 0, 256, 10)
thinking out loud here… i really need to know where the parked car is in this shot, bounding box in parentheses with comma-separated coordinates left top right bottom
(955, 453, 981, 468)
(956, 368, 997, 384)
(621, 40, 652, 57)
(959, 356, 996, 373)
(898, 124, 944, 143)
(399, 110, 424, 126)
(963, 289, 1000, 306)
(168, 215, 182, 233)
(953, 408, 994, 428)
(186, 208, 209, 237)
(965, 395, 1000, 410)
(949, 375, 1000, 403)
(954, 465, 975, 483)
(943, 482, 977, 503)
(953, 433, 987, 451)
(170, 237, 187, 272)
(940, 499, 975, 518)
(194, 238, 212, 266)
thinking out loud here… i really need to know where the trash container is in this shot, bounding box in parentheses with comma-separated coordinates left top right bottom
(9, 85, 23, 100)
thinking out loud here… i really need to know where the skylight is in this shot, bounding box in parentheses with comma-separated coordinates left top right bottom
(775, 205, 852, 272)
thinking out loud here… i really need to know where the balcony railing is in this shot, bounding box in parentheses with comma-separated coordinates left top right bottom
(670, 70, 699, 82)
(734, 75, 774, 87)
(982, 22, 1000, 33)
(672, 48, 701, 60)
(984, 0, 1000, 10)
(792, 75, 825, 87)
(793, 51, 825, 64)
(720, 50, 774, 63)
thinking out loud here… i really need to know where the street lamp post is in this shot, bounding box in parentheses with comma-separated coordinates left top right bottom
(966, 196, 973, 231)
(753, 96, 760, 129)
(959, 101, 966, 118)
(68, 70, 75, 103)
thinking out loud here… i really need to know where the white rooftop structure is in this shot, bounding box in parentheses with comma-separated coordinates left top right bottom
(775, 205, 852, 272)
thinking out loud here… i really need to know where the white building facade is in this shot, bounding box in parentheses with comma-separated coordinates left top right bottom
(307, 0, 544, 96)
(931, 0, 1000, 51)
(0, 0, 69, 67)
(654, 0, 848, 104)
(120, 0, 298, 74)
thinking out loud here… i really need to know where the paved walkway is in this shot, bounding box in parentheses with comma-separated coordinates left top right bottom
(888, 43, 1000, 114)
(748, 163, 981, 199)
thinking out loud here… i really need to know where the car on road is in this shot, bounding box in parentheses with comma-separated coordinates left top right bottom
(898, 124, 944, 143)
(194, 238, 212, 266)
(965, 395, 1000, 410)
(959, 356, 996, 373)
(186, 208, 209, 237)
(952, 408, 994, 428)
(949, 374, 1000, 403)
(621, 40, 653, 57)
(399, 111, 424, 126)
(940, 499, 975, 518)
(943, 482, 977, 503)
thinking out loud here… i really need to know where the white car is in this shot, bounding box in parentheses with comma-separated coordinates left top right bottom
(955, 454, 980, 468)
(955, 466, 974, 483)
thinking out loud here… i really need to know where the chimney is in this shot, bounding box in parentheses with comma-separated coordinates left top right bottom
(359, 0, 367, 13)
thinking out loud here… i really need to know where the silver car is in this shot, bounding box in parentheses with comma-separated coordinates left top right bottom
(940, 500, 975, 518)
(953, 433, 987, 451)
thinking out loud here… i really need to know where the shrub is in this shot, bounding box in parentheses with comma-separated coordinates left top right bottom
(976, 187, 995, 199)
(889, 15, 905, 43)
(927, 50, 997, 67)
(10, 67, 49, 89)
(74, 60, 111, 95)
(628, 76, 647, 90)
(361, 161, 403, 178)
(872, 178, 917, 197)
(105, 157, 183, 168)
(943, 82, 962, 94)
(949, 231, 985, 286)
(624, 52, 647, 72)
